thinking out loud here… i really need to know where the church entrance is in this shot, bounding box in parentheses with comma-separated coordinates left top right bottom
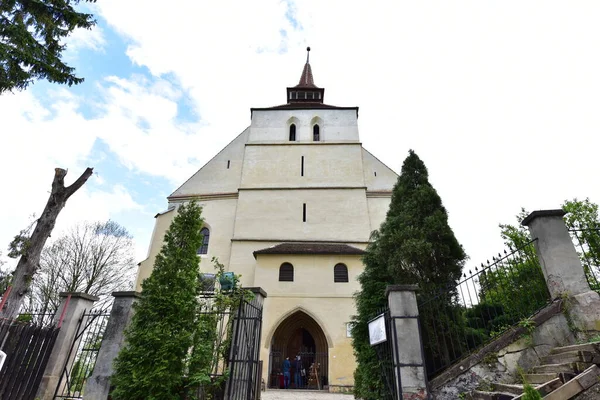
(268, 311, 329, 390)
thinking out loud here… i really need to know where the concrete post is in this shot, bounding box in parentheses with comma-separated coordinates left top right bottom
(386, 285, 429, 400)
(523, 209, 600, 332)
(37, 292, 98, 400)
(84, 291, 141, 400)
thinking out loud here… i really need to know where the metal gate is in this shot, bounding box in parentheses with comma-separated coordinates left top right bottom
(224, 294, 264, 400)
(371, 309, 401, 400)
(0, 317, 60, 400)
(53, 307, 110, 399)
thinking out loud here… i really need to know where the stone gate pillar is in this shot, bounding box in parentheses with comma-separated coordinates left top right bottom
(386, 285, 429, 399)
(523, 209, 600, 333)
(84, 291, 141, 400)
(36, 292, 98, 400)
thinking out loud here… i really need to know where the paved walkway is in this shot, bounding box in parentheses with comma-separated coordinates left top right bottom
(261, 390, 354, 399)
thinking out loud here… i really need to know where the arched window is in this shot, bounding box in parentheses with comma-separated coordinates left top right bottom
(197, 227, 210, 255)
(289, 124, 296, 141)
(313, 124, 320, 141)
(279, 262, 294, 282)
(334, 263, 348, 283)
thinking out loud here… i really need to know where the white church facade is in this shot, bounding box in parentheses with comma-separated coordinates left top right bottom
(136, 49, 398, 392)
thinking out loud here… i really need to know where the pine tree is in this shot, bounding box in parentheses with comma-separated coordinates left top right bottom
(0, 0, 95, 94)
(111, 201, 205, 400)
(352, 150, 467, 399)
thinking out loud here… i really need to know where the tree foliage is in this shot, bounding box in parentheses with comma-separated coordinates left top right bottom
(111, 201, 206, 400)
(0, 0, 96, 94)
(111, 202, 250, 400)
(352, 150, 467, 399)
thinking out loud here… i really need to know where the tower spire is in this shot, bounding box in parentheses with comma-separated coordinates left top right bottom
(286, 47, 324, 104)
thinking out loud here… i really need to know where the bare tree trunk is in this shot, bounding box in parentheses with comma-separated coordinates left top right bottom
(0, 167, 93, 319)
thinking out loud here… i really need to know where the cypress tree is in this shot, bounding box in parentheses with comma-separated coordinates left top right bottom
(111, 201, 205, 400)
(352, 150, 467, 399)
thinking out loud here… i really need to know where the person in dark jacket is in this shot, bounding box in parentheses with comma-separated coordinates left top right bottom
(283, 357, 291, 389)
(294, 355, 303, 388)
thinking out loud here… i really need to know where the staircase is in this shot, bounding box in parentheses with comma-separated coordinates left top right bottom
(468, 342, 600, 400)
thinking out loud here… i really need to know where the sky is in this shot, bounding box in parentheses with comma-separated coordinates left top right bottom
(1, 1, 600, 274)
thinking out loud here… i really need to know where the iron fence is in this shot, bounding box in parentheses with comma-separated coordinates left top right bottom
(417, 239, 551, 379)
(53, 307, 110, 399)
(370, 308, 401, 400)
(191, 294, 236, 400)
(0, 316, 60, 400)
(225, 294, 263, 400)
(569, 228, 600, 293)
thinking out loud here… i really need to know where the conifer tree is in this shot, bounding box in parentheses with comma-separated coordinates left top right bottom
(352, 150, 467, 399)
(111, 201, 205, 400)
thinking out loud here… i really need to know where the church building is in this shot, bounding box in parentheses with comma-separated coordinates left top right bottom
(136, 48, 398, 392)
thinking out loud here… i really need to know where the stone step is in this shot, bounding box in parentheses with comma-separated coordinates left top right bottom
(523, 373, 559, 384)
(543, 365, 600, 399)
(492, 383, 524, 395)
(532, 362, 593, 374)
(511, 378, 563, 399)
(550, 341, 600, 355)
(540, 350, 597, 365)
(470, 390, 515, 400)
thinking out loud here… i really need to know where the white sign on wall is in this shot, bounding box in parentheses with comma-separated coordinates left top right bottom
(0, 350, 6, 372)
(368, 314, 387, 346)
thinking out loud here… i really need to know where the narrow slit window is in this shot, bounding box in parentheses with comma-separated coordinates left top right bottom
(227, 160, 230, 169)
(301, 156, 304, 176)
(303, 203, 306, 222)
(313, 124, 320, 141)
(197, 228, 210, 255)
(374, 171, 377, 176)
(289, 124, 296, 141)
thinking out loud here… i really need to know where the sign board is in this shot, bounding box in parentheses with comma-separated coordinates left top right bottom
(368, 314, 387, 345)
(0, 350, 6, 372)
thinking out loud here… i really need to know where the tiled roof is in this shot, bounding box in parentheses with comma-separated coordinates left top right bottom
(295, 63, 317, 88)
(251, 103, 358, 112)
(253, 242, 365, 258)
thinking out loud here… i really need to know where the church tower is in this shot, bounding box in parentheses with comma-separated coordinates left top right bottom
(136, 49, 398, 391)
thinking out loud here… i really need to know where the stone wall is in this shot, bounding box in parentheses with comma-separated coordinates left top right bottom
(431, 300, 577, 399)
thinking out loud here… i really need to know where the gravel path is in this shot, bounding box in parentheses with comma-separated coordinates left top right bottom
(261, 390, 354, 399)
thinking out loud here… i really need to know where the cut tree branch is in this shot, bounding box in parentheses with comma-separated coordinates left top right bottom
(0, 167, 93, 319)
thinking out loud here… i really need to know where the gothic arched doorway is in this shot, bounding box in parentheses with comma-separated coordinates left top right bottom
(268, 311, 329, 390)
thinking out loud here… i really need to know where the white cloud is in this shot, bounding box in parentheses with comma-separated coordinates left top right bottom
(66, 25, 106, 53)
(4, 1, 600, 271)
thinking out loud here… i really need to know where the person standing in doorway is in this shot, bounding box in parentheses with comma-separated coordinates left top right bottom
(294, 355, 302, 389)
(283, 357, 291, 389)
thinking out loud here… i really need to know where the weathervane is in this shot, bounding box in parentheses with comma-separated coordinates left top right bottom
(306, 46, 311, 63)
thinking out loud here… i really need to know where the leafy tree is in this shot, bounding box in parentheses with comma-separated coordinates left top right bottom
(352, 150, 467, 398)
(111, 201, 206, 400)
(0, 0, 96, 94)
(351, 235, 394, 399)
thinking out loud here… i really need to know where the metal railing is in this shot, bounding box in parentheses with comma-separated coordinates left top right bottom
(370, 308, 401, 400)
(569, 227, 600, 293)
(54, 307, 110, 399)
(417, 239, 551, 378)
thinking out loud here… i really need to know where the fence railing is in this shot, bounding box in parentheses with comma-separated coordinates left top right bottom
(417, 239, 551, 379)
(369, 308, 400, 400)
(569, 228, 600, 293)
(54, 307, 111, 399)
(0, 316, 60, 400)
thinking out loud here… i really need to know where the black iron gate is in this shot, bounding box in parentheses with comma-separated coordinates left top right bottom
(53, 307, 110, 399)
(224, 293, 264, 400)
(370, 309, 401, 400)
(0, 317, 60, 400)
